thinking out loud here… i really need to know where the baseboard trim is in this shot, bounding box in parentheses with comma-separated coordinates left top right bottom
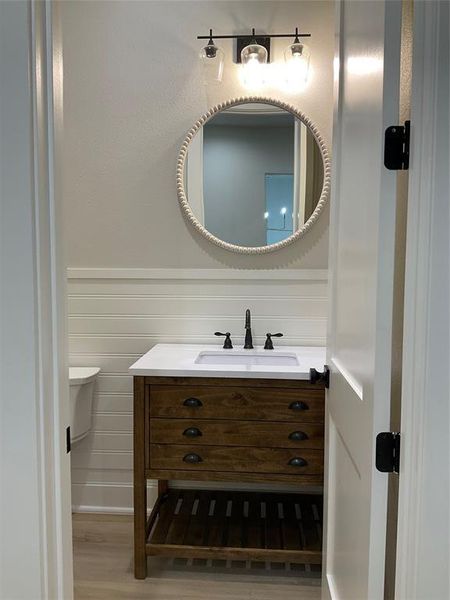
(72, 505, 135, 515)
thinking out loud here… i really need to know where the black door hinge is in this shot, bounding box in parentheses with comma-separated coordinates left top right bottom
(376, 432, 400, 473)
(66, 426, 71, 454)
(384, 120, 410, 170)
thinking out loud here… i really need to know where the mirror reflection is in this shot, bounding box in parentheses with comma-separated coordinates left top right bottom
(185, 102, 324, 248)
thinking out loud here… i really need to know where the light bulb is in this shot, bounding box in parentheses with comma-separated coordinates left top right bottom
(240, 41, 268, 90)
(284, 41, 310, 90)
(280, 207, 287, 215)
(200, 31, 224, 84)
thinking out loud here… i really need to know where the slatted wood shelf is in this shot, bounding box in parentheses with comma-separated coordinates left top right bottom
(146, 489, 323, 565)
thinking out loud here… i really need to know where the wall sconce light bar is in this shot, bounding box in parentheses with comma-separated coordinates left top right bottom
(197, 28, 311, 64)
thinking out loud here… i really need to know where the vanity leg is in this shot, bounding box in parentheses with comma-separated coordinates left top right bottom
(158, 480, 169, 495)
(134, 376, 147, 579)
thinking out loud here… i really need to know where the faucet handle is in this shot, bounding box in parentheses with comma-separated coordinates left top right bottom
(215, 332, 233, 349)
(264, 332, 283, 350)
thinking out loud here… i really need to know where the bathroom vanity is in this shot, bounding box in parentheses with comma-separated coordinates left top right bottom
(130, 344, 326, 579)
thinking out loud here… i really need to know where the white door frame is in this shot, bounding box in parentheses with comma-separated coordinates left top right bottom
(395, 1, 449, 598)
(0, 1, 73, 598)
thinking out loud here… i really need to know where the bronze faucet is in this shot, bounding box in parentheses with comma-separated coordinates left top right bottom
(244, 308, 254, 349)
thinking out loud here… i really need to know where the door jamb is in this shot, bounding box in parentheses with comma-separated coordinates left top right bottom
(33, 1, 73, 596)
(0, 1, 73, 597)
(395, 1, 449, 598)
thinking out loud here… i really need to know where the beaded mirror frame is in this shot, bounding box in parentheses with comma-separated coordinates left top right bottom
(176, 97, 331, 254)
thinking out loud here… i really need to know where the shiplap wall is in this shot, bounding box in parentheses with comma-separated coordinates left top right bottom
(68, 268, 328, 512)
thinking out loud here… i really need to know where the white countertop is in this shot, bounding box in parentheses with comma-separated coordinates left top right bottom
(129, 344, 326, 380)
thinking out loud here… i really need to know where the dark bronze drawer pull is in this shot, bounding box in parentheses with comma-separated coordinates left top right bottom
(183, 427, 202, 438)
(289, 400, 309, 411)
(183, 397, 203, 408)
(288, 457, 308, 467)
(183, 453, 203, 464)
(289, 431, 308, 441)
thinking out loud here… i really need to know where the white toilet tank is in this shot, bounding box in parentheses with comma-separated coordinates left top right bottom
(69, 367, 100, 444)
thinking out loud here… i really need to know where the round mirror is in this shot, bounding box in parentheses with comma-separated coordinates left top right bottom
(177, 97, 330, 254)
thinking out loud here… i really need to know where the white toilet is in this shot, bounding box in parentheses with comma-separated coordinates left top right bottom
(69, 367, 100, 444)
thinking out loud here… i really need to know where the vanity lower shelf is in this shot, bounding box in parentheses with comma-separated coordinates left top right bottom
(146, 488, 323, 565)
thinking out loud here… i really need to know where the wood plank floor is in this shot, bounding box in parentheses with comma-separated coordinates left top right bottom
(73, 513, 321, 600)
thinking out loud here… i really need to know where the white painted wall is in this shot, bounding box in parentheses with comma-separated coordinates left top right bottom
(61, 0, 334, 511)
(61, 0, 334, 270)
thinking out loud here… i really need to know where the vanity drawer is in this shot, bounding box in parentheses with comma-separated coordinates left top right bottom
(150, 444, 323, 476)
(149, 385, 324, 422)
(150, 418, 324, 449)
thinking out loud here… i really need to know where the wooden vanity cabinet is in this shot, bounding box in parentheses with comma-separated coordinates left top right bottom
(134, 375, 325, 579)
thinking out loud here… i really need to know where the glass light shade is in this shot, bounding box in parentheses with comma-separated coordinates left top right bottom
(200, 43, 224, 83)
(240, 43, 268, 66)
(240, 43, 268, 89)
(284, 41, 310, 89)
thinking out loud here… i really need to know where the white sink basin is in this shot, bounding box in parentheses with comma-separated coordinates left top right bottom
(195, 351, 299, 367)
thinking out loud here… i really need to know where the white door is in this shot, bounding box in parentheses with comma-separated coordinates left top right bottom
(323, 1, 403, 598)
